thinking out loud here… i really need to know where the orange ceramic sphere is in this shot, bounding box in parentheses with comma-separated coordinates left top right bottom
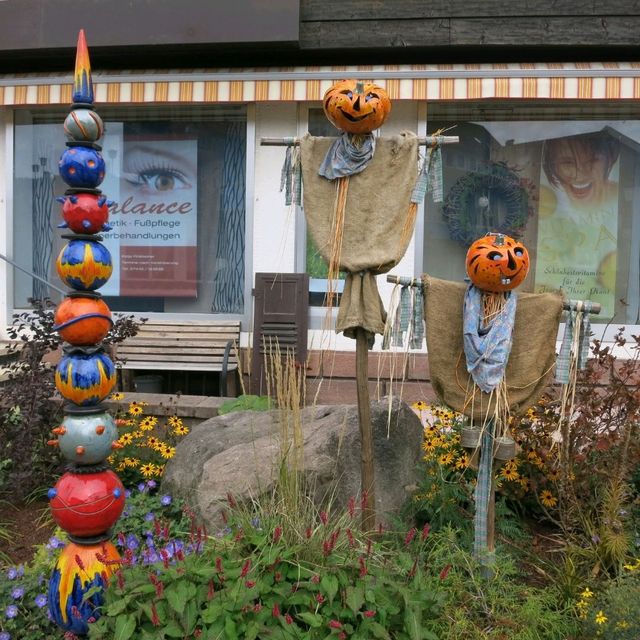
(53, 296, 112, 345)
(466, 233, 530, 292)
(323, 79, 391, 134)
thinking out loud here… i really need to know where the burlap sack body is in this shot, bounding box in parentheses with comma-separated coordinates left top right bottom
(300, 133, 419, 340)
(423, 275, 563, 419)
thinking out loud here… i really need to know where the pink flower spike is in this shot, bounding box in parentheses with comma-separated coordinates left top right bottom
(439, 563, 452, 580)
(363, 609, 376, 618)
(272, 602, 281, 617)
(328, 619, 342, 629)
(404, 527, 417, 546)
(240, 558, 252, 578)
(273, 526, 282, 544)
(421, 522, 431, 541)
(320, 511, 328, 525)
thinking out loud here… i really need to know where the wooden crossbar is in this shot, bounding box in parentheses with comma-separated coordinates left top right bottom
(114, 319, 241, 396)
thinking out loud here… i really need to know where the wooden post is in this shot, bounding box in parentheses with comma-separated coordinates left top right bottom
(355, 327, 376, 530)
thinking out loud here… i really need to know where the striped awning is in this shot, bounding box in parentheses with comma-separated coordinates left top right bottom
(2, 63, 640, 106)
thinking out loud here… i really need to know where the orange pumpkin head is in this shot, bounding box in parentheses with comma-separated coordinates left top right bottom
(466, 233, 530, 292)
(323, 79, 391, 134)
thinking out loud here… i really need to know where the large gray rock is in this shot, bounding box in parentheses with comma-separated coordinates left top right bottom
(162, 398, 423, 530)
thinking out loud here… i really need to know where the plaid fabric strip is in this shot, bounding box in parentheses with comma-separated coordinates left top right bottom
(578, 305, 591, 370)
(392, 285, 411, 346)
(410, 155, 429, 204)
(428, 146, 444, 203)
(474, 421, 494, 562)
(410, 286, 425, 349)
(555, 308, 575, 384)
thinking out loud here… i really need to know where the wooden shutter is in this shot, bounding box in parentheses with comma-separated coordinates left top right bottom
(251, 272, 309, 395)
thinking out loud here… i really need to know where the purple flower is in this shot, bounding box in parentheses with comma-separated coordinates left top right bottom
(137, 482, 146, 493)
(124, 489, 132, 499)
(15, 566, 23, 579)
(144, 512, 155, 522)
(11, 587, 24, 600)
(126, 534, 140, 550)
(5, 568, 17, 581)
(46, 537, 63, 551)
(160, 495, 172, 506)
(5, 605, 18, 619)
(34, 594, 47, 608)
(146, 480, 157, 489)
(0, 631, 10, 640)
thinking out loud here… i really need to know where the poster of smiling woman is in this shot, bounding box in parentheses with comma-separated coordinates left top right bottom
(534, 131, 620, 319)
(100, 130, 198, 297)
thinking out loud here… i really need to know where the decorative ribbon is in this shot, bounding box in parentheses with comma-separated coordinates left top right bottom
(383, 283, 426, 350)
(463, 284, 517, 393)
(318, 132, 375, 180)
(555, 300, 592, 384)
(474, 419, 495, 569)
(280, 142, 302, 206)
(411, 145, 444, 204)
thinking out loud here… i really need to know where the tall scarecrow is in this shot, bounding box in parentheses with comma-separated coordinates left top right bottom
(278, 79, 450, 528)
(46, 31, 123, 636)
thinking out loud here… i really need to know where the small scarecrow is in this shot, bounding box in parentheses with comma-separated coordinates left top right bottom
(423, 232, 564, 571)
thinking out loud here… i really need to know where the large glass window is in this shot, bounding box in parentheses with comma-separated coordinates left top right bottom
(425, 102, 640, 324)
(13, 105, 246, 314)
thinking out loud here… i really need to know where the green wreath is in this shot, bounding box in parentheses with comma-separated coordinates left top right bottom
(442, 162, 534, 246)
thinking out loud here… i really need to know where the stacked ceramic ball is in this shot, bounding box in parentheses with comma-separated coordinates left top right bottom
(46, 30, 123, 638)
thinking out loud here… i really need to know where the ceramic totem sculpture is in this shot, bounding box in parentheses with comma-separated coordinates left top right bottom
(46, 31, 123, 636)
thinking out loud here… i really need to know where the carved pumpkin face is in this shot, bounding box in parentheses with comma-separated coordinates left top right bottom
(323, 80, 391, 134)
(466, 233, 530, 292)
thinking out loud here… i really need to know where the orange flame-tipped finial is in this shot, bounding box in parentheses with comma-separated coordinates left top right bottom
(73, 29, 94, 104)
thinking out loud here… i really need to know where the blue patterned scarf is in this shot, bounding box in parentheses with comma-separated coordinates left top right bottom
(463, 284, 517, 393)
(319, 132, 375, 180)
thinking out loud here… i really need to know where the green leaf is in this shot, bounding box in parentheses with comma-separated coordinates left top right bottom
(164, 620, 185, 638)
(114, 614, 136, 640)
(297, 611, 324, 628)
(346, 584, 365, 614)
(404, 605, 421, 640)
(224, 616, 239, 639)
(244, 621, 261, 640)
(106, 596, 133, 616)
(369, 621, 392, 639)
(321, 574, 339, 604)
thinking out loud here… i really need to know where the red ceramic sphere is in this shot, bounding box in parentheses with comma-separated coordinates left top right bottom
(49, 469, 125, 538)
(61, 193, 109, 234)
(54, 296, 112, 345)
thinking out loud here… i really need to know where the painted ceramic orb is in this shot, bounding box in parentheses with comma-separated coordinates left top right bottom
(56, 412, 117, 465)
(48, 469, 125, 537)
(54, 350, 116, 406)
(56, 239, 113, 292)
(54, 296, 113, 345)
(465, 232, 530, 293)
(48, 540, 119, 635)
(63, 108, 104, 143)
(58, 146, 105, 188)
(60, 193, 110, 234)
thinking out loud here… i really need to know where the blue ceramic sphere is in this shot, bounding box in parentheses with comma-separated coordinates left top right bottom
(58, 147, 105, 188)
(56, 239, 113, 291)
(58, 412, 117, 464)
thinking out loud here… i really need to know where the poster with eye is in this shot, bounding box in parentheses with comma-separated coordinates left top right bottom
(100, 133, 198, 297)
(533, 132, 620, 319)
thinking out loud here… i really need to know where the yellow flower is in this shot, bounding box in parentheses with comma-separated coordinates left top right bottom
(139, 416, 158, 431)
(173, 423, 190, 436)
(546, 468, 560, 482)
(107, 455, 115, 465)
(146, 436, 160, 449)
(616, 620, 629, 630)
(500, 466, 520, 482)
(128, 403, 144, 416)
(109, 392, 125, 401)
(424, 425, 438, 437)
(455, 454, 469, 470)
(595, 611, 607, 625)
(518, 477, 530, 492)
(432, 436, 447, 449)
(450, 433, 461, 444)
(124, 457, 139, 468)
(131, 430, 145, 440)
(140, 463, 155, 478)
(580, 588, 594, 599)
(150, 463, 164, 477)
(116, 463, 126, 472)
(160, 445, 176, 460)
(438, 452, 454, 466)
(539, 490, 558, 508)
(118, 433, 134, 446)
(167, 416, 183, 428)
(412, 400, 428, 411)
(422, 439, 437, 453)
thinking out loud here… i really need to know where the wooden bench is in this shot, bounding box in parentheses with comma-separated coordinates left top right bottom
(114, 319, 241, 396)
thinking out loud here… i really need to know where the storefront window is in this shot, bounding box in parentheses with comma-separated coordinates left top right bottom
(13, 105, 247, 314)
(425, 102, 640, 324)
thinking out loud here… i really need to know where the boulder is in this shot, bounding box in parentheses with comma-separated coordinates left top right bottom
(162, 398, 423, 531)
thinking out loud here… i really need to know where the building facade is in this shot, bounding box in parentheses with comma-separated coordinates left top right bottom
(1, 1, 640, 401)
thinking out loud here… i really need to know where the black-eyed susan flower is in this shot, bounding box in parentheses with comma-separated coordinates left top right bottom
(539, 489, 558, 508)
(118, 433, 134, 446)
(546, 468, 560, 482)
(146, 436, 160, 449)
(500, 465, 520, 482)
(412, 400, 428, 412)
(128, 403, 144, 416)
(160, 445, 176, 460)
(140, 463, 155, 478)
(455, 454, 469, 470)
(438, 452, 454, 466)
(422, 439, 437, 453)
(173, 423, 189, 436)
(595, 611, 607, 625)
(139, 416, 158, 431)
(167, 415, 182, 428)
(109, 392, 125, 401)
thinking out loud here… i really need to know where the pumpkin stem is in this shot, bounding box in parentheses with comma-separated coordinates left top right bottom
(355, 81, 365, 94)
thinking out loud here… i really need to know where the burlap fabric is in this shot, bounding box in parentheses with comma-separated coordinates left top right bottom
(300, 133, 419, 342)
(423, 275, 563, 418)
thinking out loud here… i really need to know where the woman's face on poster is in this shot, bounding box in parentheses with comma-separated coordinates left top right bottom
(550, 138, 611, 205)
